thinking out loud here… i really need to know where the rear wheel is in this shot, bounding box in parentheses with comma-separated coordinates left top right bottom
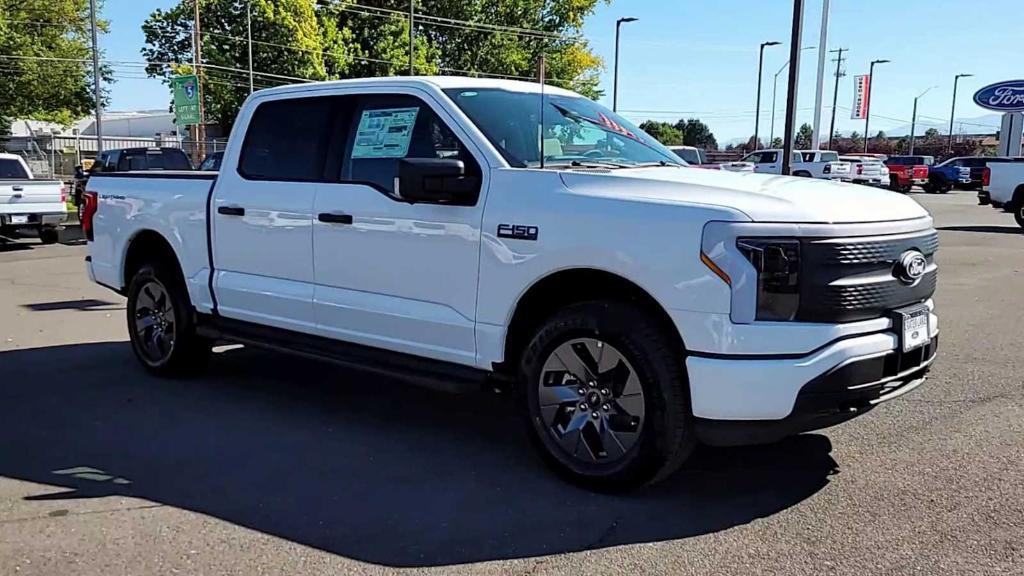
(520, 301, 694, 492)
(1014, 204, 1024, 229)
(38, 227, 58, 244)
(793, 170, 812, 178)
(126, 263, 210, 376)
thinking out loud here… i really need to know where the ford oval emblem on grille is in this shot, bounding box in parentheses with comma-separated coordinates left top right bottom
(896, 250, 928, 284)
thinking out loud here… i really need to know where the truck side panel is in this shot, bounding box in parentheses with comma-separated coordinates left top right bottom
(89, 174, 215, 311)
(987, 163, 1024, 205)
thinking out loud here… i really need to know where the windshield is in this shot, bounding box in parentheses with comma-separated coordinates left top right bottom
(0, 158, 29, 179)
(443, 88, 682, 168)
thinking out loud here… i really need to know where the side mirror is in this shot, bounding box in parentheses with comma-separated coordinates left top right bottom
(397, 158, 479, 205)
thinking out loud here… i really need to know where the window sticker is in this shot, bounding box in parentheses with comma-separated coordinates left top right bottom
(352, 107, 420, 158)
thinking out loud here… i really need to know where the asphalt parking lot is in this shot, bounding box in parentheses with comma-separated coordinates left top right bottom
(0, 191, 1021, 576)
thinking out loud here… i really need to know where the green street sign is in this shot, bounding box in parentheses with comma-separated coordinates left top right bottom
(172, 74, 201, 125)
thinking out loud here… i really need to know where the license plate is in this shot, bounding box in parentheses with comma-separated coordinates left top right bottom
(897, 305, 931, 352)
(10, 215, 27, 224)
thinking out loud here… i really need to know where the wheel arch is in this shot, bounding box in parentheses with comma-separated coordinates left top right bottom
(1011, 184, 1024, 208)
(498, 267, 686, 375)
(121, 229, 186, 291)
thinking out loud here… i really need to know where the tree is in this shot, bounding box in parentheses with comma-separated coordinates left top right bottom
(0, 0, 110, 132)
(638, 121, 682, 146)
(142, 0, 608, 130)
(674, 118, 717, 150)
(923, 128, 942, 145)
(143, 0, 327, 130)
(849, 130, 864, 151)
(795, 123, 814, 149)
(743, 136, 763, 151)
(770, 137, 783, 148)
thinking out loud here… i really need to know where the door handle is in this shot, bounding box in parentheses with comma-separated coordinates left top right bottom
(217, 205, 245, 216)
(11, 193, 22, 199)
(12, 185, 23, 192)
(318, 212, 353, 225)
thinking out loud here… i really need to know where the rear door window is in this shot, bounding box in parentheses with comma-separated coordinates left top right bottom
(0, 158, 29, 179)
(239, 96, 338, 181)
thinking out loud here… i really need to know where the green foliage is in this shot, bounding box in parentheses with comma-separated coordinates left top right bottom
(0, 0, 110, 128)
(141, 0, 607, 129)
(142, 0, 327, 129)
(794, 123, 813, 149)
(638, 121, 682, 146)
(674, 118, 717, 150)
(770, 137, 783, 148)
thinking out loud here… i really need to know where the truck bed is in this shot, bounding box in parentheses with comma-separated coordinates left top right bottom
(88, 172, 218, 313)
(0, 179, 66, 218)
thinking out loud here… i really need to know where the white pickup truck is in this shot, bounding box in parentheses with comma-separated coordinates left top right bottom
(0, 153, 66, 244)
(742, 148, 852, 180)
(978, 161, 1024, 228)
(84, 77, 940, 490)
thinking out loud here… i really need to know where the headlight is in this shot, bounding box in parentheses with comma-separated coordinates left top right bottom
(736, 238, 801, 321)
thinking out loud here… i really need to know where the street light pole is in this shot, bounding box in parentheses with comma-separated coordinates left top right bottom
(247, 1, 253, 93)
(755, 40, 781, 148)
(909, 85, 938, 155)
(811, 0, 830, 149)
(409, 0, 415, 74)
(864, 58, 889, 153)
(613, 17, 637, 112)
(781, 0, 804, 176)
(827, 47, 846, 150)
(88, 0, 103, 154)
(770, 46, 815, 145)
(947, 73, 973, 154)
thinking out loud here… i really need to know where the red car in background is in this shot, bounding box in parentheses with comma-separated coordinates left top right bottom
(884, 155, 933, 193)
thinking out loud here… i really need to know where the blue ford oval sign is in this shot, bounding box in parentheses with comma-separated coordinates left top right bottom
(973, 80, 1024, 112)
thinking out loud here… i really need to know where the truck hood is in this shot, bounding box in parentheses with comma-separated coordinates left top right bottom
(558, 166, 929, 224)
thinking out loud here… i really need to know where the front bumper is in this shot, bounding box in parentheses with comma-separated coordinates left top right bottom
(686, 310, 939, 446)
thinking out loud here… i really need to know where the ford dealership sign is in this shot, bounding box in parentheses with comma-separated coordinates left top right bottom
(973, 80, 1024, 112)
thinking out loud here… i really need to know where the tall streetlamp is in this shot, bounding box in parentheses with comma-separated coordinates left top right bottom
(754, 40, 782, 147)
(247, 1, 253, 93)
(88, 0, 103, 153)
(612, 17, 638, 112)
(947, 73, 973, 154)
(770, 46, 816, 144)
(863, 58, 890, 152)
(909, 85, 939, 155)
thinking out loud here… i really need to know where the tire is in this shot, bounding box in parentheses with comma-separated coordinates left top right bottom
(1014, 204, 1024, 229)
(39, 227, 59, 244)
(519, 301, 694, 492)
(793, 171, 812, 178)
(126, 262, 210, 377)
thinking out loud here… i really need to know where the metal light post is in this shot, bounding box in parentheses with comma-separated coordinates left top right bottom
(909, 86, 938, 155)
(247, 1, 253, 93)
(863, 58, 889, 152)
(409, 0, 415, 74)
(755, 40, 782, 147)
(770, 46, 815, 144)
(947, 73, 973, 154)
(88, 0, 103, 153)
(811, 0, 831, 148)
(780, 0, 804, 176)
(612, 17, 637, 112)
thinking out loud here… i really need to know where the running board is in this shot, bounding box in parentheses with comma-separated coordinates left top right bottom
(196, 314, 500, 394)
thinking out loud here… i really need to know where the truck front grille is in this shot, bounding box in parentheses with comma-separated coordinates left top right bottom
(797, 228, 939, 323)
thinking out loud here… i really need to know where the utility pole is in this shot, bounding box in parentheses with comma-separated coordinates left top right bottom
(192, 0, 205, 164)
(247, 1, 253, 93)
(811, 0, 830, 149)
(88, 0, 103, 154)
(827, 47, 846, 150)
(909, 86, 938, 155)
(409, 0, 415, 74)
(781, 0, 804, 176)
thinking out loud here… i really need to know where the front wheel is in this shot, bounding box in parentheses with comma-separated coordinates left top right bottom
(1014, 204, 1024, 229)
(38, 227, 58, 244)
(126, 263, 210, 377)
(520, 301, 694, 492)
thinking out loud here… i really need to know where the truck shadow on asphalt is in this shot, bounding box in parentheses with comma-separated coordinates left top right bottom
(0, 342, 839, 567)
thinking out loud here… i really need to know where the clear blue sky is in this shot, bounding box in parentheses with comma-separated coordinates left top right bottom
(105, 0, 1020, 142)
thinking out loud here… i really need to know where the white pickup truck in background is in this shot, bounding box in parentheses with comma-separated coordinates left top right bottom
(84, 76, 940, 491)
(979, 160, 1024, 228)
(741, 148, 852, 180)
(0, 153, 66, 244)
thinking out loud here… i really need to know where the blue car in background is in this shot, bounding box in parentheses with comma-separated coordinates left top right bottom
(925, 158, 971, 193)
